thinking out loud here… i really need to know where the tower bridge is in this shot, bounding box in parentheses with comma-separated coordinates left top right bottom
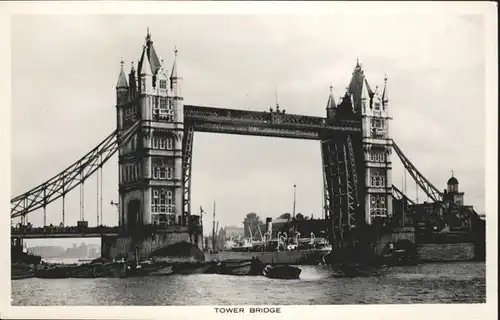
(10, 31, 482, 259)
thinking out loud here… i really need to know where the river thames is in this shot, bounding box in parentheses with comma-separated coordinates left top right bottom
(11, 262, 485, 306)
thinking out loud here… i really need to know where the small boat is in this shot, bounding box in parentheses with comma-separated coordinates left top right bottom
(11, 272, 36, 280)
(217, 258, 266, 276)
(11, 240, 42, 266)
(129, 261, 170, 277)
(11, 265, 36, 280)
(35, 265, 71, 279)
(92, 263, 119, 278)
(147, 265, 174, 276)
(218, 261, 252, 276)
(172, 261, 216, 275)
(70, 269, 95, 278)
(203, 262, 219, 274)
(262, 265, 301, 280)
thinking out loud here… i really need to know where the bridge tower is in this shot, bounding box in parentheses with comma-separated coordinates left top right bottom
(350, 62, 393, 225)
(116, 30, 184, 231)
(322, 60, 393, 240)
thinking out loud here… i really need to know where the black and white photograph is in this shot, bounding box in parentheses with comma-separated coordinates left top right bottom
(0, 1, 497, 319)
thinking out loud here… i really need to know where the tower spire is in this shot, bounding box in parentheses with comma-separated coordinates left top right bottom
(360, 76, 370, 101)
(140, 47, 152, 76)
(326, 84, 337, 119)
(170, 46, 181, 94)
(382, 73, 389, 105)
(275, 85, 279, 109)
(128, 61, 137, 99)
(355, 58, 361, 70)
(326, 84, 337, 109)
(116, 58, 128, 89)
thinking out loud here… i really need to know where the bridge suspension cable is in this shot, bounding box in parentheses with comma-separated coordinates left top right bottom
(11, 121, 140, 219)
(391, 140, 443, 202)
(392, 185, 415, 205)
(96, 164, 100, 226)
(392, 139, 480, 222)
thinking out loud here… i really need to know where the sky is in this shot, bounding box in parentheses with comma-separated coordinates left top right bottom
(9, 14, 487, 246)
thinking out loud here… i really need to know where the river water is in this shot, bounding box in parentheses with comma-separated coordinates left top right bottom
(11, 262, 485, 306)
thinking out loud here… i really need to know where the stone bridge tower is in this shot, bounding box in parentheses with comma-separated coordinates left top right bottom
(115, 30, 184, 231)
(323, 61, 393, 235)
(348, 61, 393, 224)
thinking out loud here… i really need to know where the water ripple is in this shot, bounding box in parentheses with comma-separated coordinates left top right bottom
(11, 262, 486, 306)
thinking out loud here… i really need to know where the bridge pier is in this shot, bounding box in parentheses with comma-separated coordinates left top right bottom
(101, 226, 203, 262)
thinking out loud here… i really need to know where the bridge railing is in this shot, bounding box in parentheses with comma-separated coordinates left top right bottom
(11, 225, 122, 236)
(184, 105, 361, 130)
(11, 223, 190, 237)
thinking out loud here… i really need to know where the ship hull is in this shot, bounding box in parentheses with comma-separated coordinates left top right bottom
(205, 249, 331, 265)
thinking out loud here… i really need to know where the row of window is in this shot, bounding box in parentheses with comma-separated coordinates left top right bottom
(152, 188, 174, 214)
(158, 98, 174, 112)
(151, 213, 179, 226)
(370, 194, 387, 216)
(151, 205, 175, 214)
(159, 80, 168, 90)
(121, 163, 175, 183)
(370, 208, 388, 216)
(120, 97, 177, 123)
(370, 176, 386, 187)
(369, 151, 386, 163)
(152, 166, 173, 180)
(151, 136, 173, 150)
(371, 118, 385, 129)
(362, 100, 385, 111)
(154, 98, 175, 122)
(153, 189, 172, 198)
(370, 170, 386, 187)
(371, 131, 387, 139)
(370, 195, 386, 206)
(124, 135, 175, 151)
(122, 163, 142, 183)
(373, 102, 384, 111)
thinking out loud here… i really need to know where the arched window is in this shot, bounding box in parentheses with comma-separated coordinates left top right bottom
(159, 166, 167, 179)
(153, 167, 160, 179)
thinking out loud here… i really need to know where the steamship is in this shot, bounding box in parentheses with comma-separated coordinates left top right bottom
(206, 222, 333, 265)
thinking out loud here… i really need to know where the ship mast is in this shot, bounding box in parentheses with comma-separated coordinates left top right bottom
(292, 184, 297, 219)
(212, 202, 216, 251)
(215, 221, 219, 251)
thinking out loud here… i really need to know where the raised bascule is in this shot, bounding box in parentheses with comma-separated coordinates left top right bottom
(10, 31, 484, 260)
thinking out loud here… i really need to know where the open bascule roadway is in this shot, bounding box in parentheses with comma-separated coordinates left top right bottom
(10, 31, 483, 261)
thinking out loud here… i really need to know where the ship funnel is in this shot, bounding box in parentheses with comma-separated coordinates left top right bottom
(265, 217, 273, 235)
